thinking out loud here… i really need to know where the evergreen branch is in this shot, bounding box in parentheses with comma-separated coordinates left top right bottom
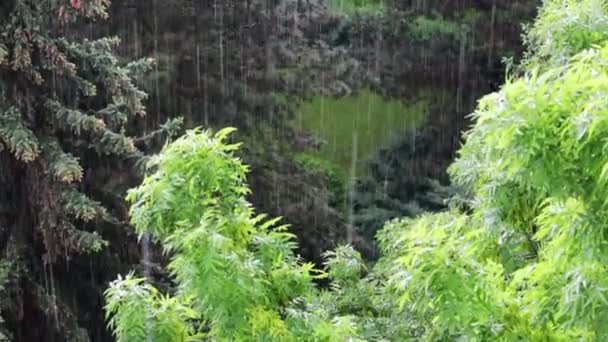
(0, 106, 40, 162)
(95, 103, 129, 129)
(61, 37, 150, 117)
(61, 187, 106, 222)
(125, 58, 155, 80)
(112, 87, 148, 118)
(73, 76, 97, 97)
(37, 39, 77, 78)
(97, 130, 136, 155)
(57, 219, 108, 253)
(41, 136, 83, 183)
(133, 117, 184, 146)
(46, 100, 106, 136)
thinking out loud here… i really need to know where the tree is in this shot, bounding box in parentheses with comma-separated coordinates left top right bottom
(0, 1, 178, 340)
(105, 128, 366, 341)
(381, 0, 608, 339)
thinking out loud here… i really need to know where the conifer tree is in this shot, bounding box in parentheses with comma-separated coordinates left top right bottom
(0, 1, 178, 340)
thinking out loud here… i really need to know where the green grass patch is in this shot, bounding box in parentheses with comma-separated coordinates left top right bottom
(295, 89, 428, 176)
(408, 15, 462, 42)
(326, 0, 384, 15)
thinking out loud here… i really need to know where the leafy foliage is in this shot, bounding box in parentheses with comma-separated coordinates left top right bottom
(379, 0, 608, 340)
(523, 0, 608, 69)
(105, 275, 199, 342)
(106, 128, 363, 341)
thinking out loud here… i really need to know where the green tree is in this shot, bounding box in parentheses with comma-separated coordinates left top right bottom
(105, 128, 365, 341)
(0, 0, 178, 340)
(380, 0, 608, 340)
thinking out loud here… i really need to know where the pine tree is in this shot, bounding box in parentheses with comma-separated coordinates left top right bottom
(0, 1, 178, 340)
